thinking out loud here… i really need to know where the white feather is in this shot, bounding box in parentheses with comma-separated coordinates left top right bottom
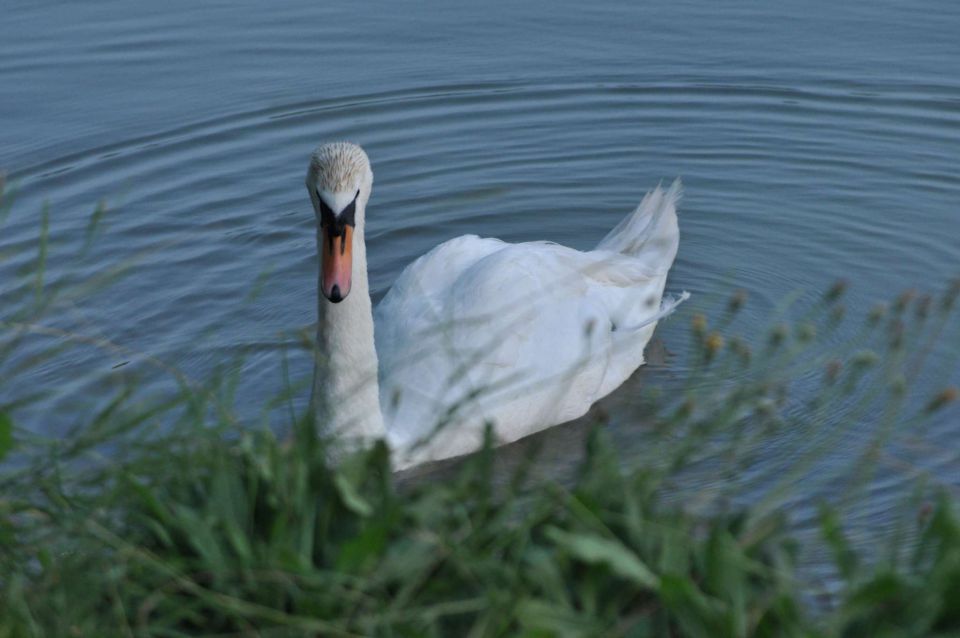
(308, 143, 686, 470)
(375, 180, 686, 467)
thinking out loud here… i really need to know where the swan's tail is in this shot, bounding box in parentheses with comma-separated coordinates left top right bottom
(596, 178, 681, 274)
(618, 290, 691, 332)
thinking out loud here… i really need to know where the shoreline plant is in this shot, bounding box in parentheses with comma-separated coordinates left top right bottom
(1, 183, 959, 636)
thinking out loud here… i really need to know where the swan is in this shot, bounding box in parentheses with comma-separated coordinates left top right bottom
(308, 142, 686, 469)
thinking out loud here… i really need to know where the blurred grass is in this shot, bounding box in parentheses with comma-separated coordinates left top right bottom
(1, 180, 960, 637)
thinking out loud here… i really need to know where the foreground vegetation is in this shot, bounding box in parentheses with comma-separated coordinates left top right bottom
(5, 414, 960, 637)
(1, 182, 959, 636)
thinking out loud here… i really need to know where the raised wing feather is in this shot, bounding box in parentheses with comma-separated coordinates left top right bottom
(374, 180, 683, 467)
(375, 237, 675, 464)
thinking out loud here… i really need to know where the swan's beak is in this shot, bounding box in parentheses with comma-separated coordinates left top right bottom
(321, 225, 353, 303)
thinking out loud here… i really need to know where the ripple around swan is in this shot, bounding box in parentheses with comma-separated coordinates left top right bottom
(2, 78, 959, 523)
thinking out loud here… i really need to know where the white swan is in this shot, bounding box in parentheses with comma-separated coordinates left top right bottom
(308, 142, 686, 469)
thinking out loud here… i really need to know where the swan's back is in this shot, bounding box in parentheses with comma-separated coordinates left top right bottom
(375, 180, 684, 466)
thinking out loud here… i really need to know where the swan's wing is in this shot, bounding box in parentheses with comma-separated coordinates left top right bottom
(375, 236, 681, 464)
(375, 234, 504, 333)
(374, 235, 508, 442)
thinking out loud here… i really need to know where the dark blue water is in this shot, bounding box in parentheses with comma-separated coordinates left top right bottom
(2, 0, 959, 571)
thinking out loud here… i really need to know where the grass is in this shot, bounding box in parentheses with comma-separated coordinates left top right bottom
(1, 181, 960, 636)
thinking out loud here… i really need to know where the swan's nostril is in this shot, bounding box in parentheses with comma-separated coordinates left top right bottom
(330, 285, 343, 303)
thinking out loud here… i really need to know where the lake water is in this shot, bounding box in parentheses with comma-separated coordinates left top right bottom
(2, 0, 959, 571)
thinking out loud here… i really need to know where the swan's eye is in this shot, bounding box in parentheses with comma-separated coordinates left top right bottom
(316, 189, 358, 235)
(317, 191, 336, 228)
(339, 196, 357, 228)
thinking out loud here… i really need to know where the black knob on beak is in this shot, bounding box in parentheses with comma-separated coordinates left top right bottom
(329, 284, 343, 303)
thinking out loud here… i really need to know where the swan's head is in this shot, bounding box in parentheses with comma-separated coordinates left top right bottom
(306, 142, 373, 303)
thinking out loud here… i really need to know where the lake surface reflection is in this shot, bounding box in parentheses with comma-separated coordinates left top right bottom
(2, 0, 958, 570)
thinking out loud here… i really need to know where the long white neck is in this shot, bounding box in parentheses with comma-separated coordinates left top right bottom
(312, 217, 386, 453)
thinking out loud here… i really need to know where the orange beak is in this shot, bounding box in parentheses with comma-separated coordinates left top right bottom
(321, 225, 353, 303)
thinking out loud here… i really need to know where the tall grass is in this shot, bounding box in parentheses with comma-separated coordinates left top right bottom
(1, 182, 959, 637)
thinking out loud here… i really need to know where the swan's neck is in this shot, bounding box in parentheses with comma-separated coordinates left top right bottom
(313, 224, 386, 450)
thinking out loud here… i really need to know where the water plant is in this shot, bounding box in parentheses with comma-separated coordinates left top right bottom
(1, 183, 959, 636)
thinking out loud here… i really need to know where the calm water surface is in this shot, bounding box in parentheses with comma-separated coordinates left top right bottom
(2, 0, 959, 570)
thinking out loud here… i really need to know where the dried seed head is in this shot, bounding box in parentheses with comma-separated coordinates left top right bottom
(852, 350, 879, 368)
(797, 323, 816, 342)
(824, 279, 848, 303)
(728, 289, 748, 314)
(728, 337, 751, 366)
(888, 319, 905, 350)
(893, 289, 916, 314)
(691, 313, 707, 338)
(942, 278, 960, 312)
(676, 398, 695, 420)
(926, 387, 959, 414)
(868, 303, 887, 326)
(704, 332, 724, 362)
(825, 359, 842, 385)
(769, 323, 789, 348)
